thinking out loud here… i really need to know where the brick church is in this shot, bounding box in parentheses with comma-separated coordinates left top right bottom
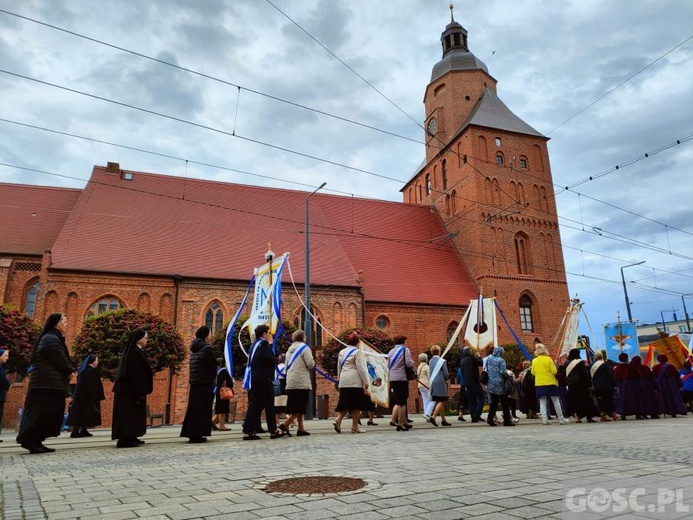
(0, 13, 568, 428)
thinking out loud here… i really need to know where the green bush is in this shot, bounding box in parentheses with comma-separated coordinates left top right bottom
(0, 305, 41, 375)
(210, 317, 296, 380)
(72, 309, 185, 381)
(320, 328, 394, 377)
(501, 343, 530, 373)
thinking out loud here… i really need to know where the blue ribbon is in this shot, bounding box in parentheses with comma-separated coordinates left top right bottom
(494, 300, 532, 361)
(314, 366, 338, 384)
(224, 274, 255, 376)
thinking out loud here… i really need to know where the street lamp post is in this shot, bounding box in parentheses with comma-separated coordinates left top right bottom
(682, 295, 691, 333)
(620, 261, 645, 322)
(305, 182, 326, 419)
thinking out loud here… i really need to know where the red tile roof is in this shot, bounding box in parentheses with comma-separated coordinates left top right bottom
(48, 166, 478, 306)
(0, 183, 81, 255)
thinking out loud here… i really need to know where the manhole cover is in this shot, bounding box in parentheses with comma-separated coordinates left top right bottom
(264, 476, 365, 494)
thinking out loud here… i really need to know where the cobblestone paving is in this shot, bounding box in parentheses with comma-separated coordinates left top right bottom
(2, 415, 693, 519)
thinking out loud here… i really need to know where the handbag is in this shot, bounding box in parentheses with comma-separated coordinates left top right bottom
(405, 364, 417, 381)
(219, 381, 234, 400)
(480, 368, 489, 385)
(502, 373, 513, 395)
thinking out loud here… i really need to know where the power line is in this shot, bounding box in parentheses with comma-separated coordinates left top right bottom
(546, 33, 693, 135)
(3, 160, 691, 302)
(0, 8, 421, 145)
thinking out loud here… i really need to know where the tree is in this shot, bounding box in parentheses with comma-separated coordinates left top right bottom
(0, 305, 41, 375)
(501, 343, 530, 373)
(72, 309, 186, 382)
(320, 328, 395, 377)
(210, 317, 296, 380)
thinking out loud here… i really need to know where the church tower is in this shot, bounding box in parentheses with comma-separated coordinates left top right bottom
(403, 6, 570, 346)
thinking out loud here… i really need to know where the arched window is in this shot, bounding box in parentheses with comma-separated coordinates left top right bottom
(447, 321, 459, 343)
(300, 306, 323, 347)
(442, 165, 448, 190)
(514, 232, 531, 275)
(495, 152, 504, 165)
(24, 279, 40, 318)
(450, 190, 457, 214)
(425, 174, 431, 195)
(408, 187, 413, 203)
(204, 301, 225, 333)
(445, 194, 451, 217)
(87, 296, 124, 318)
(519, 295, 534, 332)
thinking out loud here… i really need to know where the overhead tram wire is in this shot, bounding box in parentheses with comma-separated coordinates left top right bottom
(264, 2, 693, 247)
(546, 33, 693, 136)
(1, 160, 688, 299)
(0, 117, 358, 198)
(0, 68, 409, 185)
(0, 8, 421, 146)
(3, 9, 690, 245)
(264, 0, 422, 130)
(2, 14, 691, 259)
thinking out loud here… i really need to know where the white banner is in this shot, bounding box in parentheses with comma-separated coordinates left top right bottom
(358, 340, 390, 408)
(463, 297, 497, 351)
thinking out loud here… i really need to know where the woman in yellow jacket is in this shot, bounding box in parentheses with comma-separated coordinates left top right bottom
(531, 344, 568, 425)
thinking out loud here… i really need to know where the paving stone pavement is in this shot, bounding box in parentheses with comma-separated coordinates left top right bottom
(1, 414, 693, 519)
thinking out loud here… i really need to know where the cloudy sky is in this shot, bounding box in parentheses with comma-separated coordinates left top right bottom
(1, 0, 692, 341)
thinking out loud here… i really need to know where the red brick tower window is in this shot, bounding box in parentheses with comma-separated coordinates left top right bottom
(450, 190, 458, 214)
(442, 164, 448, 190)
(24, 278, 40, 318)
(495, 152, 504, 165)
(426, 174, 432, 195)
(375, 315, 390, 331)
(514, 232, 531, 274)
(204, 301, 224, 333)
(87, 296, 124, 318)
(519, 295, 534, 332)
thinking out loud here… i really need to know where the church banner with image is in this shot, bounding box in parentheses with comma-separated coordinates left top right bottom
(603, 321, 639, 362)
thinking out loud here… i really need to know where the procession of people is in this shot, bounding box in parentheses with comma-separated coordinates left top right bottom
(3, 317, 691, 454)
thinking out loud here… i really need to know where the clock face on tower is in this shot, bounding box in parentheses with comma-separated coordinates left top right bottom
(427, 118, 436, 136)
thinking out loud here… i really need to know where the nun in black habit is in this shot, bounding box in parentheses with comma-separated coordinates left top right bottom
(66, 354, 105, 437)
(16, 313, 74, 454)
(180, 326, 217, 443)
(112, 329, 153, 448)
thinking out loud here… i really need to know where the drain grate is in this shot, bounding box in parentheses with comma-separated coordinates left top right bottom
(264, 476, 365, 494)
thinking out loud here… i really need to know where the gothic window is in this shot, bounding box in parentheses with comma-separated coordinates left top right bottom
(408, 187, 413, 203)
(495, 152, 504, 165)
(445, 194, 451, 217)
(417, 183, 423, 202)
(539, 186, 548, 210)
(204, 301, 224, 333)
(450, 190, 457, 214)
(447, 321, 459, 343)
(533, 145, 544, 172)
(24, 279, 40, 318)
(510, 181, 518, 201)
(517, 182, 526, 204)
(375, 315, 390, 330)
(87, 296, 124, 318)
(300, 306, 323, 347)
(442, 162, 448, 190)
(514, 232, 531, 275)
(519, 295, 534, 332)
(426, 174, 431, 195)
(492, 178, 501, 206)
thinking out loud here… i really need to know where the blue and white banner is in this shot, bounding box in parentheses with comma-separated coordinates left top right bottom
(603, 320, 639, 362)
(224, 252, 290, 375)
(239, 253, 289, 354)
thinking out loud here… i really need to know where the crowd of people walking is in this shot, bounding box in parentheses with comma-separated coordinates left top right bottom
(5, 316, 691, 452)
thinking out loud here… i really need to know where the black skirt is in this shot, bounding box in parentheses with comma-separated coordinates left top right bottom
(16, 388, 65, 444)
(111, 393, 147, 440)
(336, 387, 367, 412)
(180, 383, 214, 438)
(286, 389, 309, 414)
(390, 381, 409, 406)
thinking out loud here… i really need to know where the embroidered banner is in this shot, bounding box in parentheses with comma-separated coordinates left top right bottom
(603, 320, 638, 362)
(358, 339, 390, 408)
